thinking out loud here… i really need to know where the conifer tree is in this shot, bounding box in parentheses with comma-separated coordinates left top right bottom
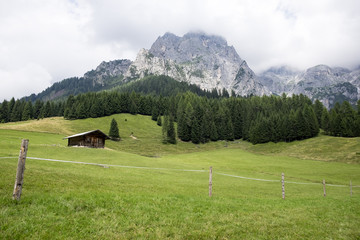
(76, 102, 87, 119)
(321, 108, 330, 135)
(209, 120, 218, 141)
(10, 100, 22, 122)
(355, 100, 360, 137)
(167, 115, 177, 144)
(224, 116, 234, 141)
(151, 105, 159, 121)
(162, 115, 169, 144)
(33, 100, 43, 119)
(22, 102, 33, 121)
(109, 118, 120, 140)
(8, 98, 15, 117)
(329, 109, 341, 136)
(314, 99, 324, 128)
(191, 116, 201, 144)
(339, 101, 356, 137)
(0, 100, 9, 123)
(157, 115, 162, 126)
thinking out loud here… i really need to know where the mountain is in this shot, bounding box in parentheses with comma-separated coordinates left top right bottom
(25, 32, 269, 102)
(24, 32, 359, 108)
(25, 60, 132, 102)
(259, 65, 360, 108)
(122, 32, 269, 96)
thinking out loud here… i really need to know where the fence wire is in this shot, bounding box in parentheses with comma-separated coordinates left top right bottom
(1, 156, 359, 188)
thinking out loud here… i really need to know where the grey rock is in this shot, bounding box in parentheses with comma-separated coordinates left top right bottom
(123, 32, 270, 96)
(84, 59, 132, 85)
(259, 64, 360, 108)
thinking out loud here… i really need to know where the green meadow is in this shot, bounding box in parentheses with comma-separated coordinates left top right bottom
(1, 115, 360, 239)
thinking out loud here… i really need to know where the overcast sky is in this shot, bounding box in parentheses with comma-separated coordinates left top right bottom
(1, 0, 360, 101)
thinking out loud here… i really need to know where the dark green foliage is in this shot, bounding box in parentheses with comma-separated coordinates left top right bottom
(23, 75, 125, 102)
(321, 108, 330, 135)
(33, 100, 43, 119)
(314, 99, 324, 128)
(0, 100, 9, 123)
(114, 75, 216, 98)
(162, 115, 176, 144)
(325, 101, 359, 137)
(109, 118, 120, 139)
(151, 105, 159, 121)
(167, 115, 177, 144)
(157, 115, 162, 126)
(4, 75, 358, 143)
(10, 100, 23, 122)
(22, 102, 33, 121)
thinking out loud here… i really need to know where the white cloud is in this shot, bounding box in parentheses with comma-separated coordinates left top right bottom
(0, 63, 52, 101)
(0, 0, 360, 101)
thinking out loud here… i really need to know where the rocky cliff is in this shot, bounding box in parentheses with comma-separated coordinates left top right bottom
(123, 32, 269, 96)
(259, 65, 360, 108)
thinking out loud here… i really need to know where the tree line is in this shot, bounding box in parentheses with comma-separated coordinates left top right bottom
(0, 97, 64, 122)
(1, 85, 359, 145)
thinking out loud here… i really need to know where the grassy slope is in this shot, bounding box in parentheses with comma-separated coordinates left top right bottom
(0, 115, 360, 239)
(1, 115, 359, 162)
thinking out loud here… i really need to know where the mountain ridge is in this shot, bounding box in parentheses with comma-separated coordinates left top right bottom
(23, 32, 359, 108)
(259, 64, 360, 108)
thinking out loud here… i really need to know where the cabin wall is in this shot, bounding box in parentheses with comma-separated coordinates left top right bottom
(67, 134, 105, 148)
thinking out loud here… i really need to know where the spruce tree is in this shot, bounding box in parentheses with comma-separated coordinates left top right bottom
(33, 100, 43, 119)
(314, 99, 324, 128)
(329, 109, 341, 136)
(151, 105, 158, 121)
(10, 100, 22, 122)
(339, 101, 356, 137)
(157, 115, 162, 126)
(167, 115, 177, 144)
(162, 115, 169, 144)
(209, 120, 218, 141)
(321, 108, 330, 135)
(224, 116, 234, 141)
(109, 118, 120, 140)
(0, 100, 9, 123)
(22, 102, 33, 121)
(191, 116, 201, 144)
(355, 100, 360, 137)
(76, 102, 87, 119)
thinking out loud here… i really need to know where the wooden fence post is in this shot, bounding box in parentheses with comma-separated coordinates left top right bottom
(209, 166, 212, 197)
(282, 173, 285, 200)
(350, 180, 352, 196)
(323, 179, 326, 197)
(12, 139, 29, 201)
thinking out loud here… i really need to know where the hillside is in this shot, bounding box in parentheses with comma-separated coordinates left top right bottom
(1, 114, 359, 163)
(0, 114, 360, 239)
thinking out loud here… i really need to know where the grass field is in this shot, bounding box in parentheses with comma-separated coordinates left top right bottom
(1, 115, 360, 239)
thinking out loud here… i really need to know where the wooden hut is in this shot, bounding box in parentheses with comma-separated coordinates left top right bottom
(64, 130, 110, 148)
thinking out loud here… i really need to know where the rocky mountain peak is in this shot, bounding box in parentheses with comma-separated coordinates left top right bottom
(149, 32, 242, 65)
(259, 64, 360, 108)
(264, 65, 300, 76)
(130, 32, 268, 96)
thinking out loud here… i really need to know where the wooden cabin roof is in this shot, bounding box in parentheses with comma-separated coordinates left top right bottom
(63, 130, 111, 140)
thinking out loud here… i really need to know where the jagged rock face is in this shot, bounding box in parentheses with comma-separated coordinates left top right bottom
(124, 32, 269, 96)
(259, 64, 360, 108)
(259, 66, 300, 93)
(84, 59, 132, 85)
